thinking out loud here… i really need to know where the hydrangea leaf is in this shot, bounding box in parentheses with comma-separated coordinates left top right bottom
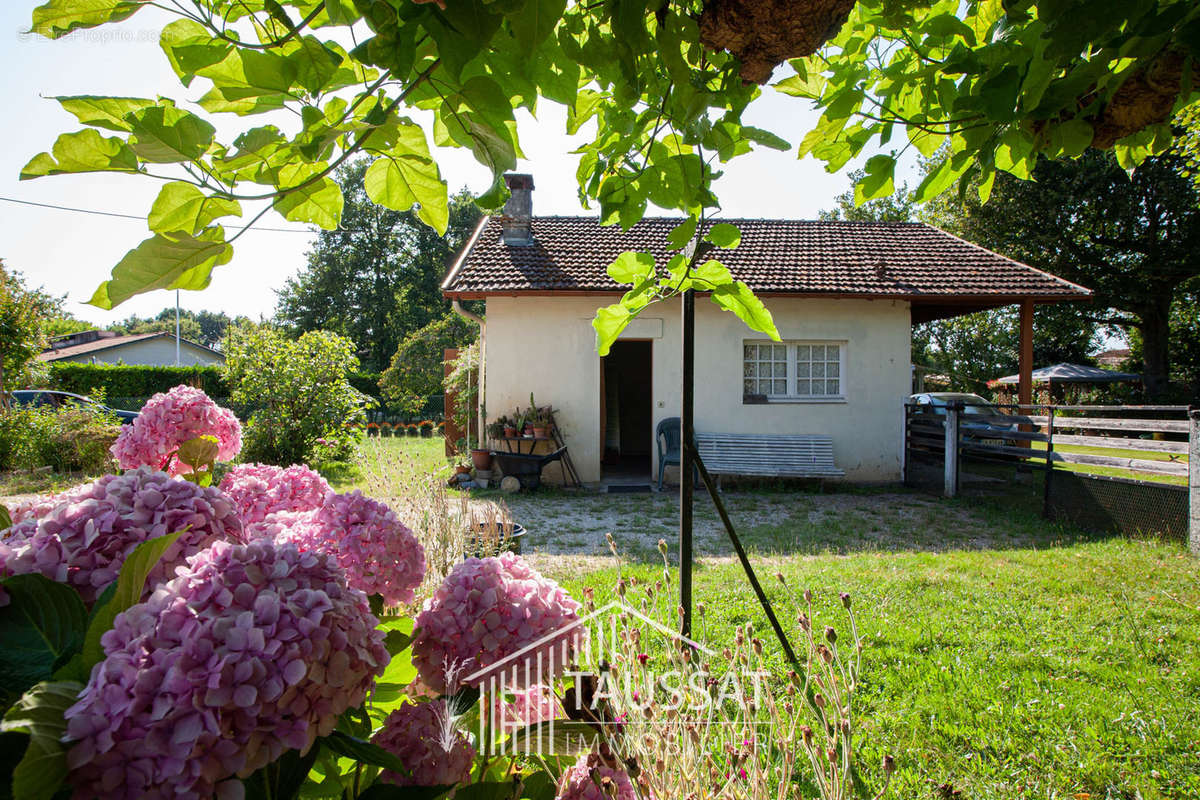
(88, 227, 234, 309)
(240, 743, 321, 800)
(0, 575, 88, 706)
(30, 0, 145, 39)
(148, 182, 242, 236)
(81, 532, 184, 670)
(323, 731, 410, 773)
(19, 128, 139, 179)
(0, 680, 85, 800)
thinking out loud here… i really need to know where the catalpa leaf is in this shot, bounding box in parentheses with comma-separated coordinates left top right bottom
(148, 182, 242, 237)
(20, 128, 138, 179)
(854, 154, 896, 205)
(710, 281, 779, 340)
(127, 101, 216, 163)
(274, 166, 344, 230)
(606, 251, 656, 284)
(705, 222, 741, 249)
(593, 303, 631, 357)
(0, 680, 85, 800)
(159, 18, 231, 87)
(666, 216, 698, 250)
(364, 120, 448, 234)
(54, 95, 156, 132)
(89, 227, 234, 309)
(31, 0, 145, 39)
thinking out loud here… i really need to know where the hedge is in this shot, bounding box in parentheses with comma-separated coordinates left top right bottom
(49, 363, 393, 407)
(48, 363, 227, 398)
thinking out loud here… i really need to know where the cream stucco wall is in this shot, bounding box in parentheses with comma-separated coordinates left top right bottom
(484, 295, 911, 484)
(56, 338, 224, 367)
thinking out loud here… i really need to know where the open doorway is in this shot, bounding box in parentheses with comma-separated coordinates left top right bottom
(600, 340, 653, 485)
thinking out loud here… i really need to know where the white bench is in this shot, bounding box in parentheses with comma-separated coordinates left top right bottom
(694, 433, 844, 479)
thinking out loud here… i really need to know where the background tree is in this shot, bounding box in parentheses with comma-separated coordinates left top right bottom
(378, 312, 478, 414)
(935, 148, 1200, 397)
(0, 261, 59, 403)
(275, 163, 481, 372)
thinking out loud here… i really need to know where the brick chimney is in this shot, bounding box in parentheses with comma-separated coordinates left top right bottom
(500, 173, 534, 245)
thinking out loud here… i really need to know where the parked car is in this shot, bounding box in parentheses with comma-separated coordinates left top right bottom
(8, 390, 138, 424)
(908, 392, 1017, 437)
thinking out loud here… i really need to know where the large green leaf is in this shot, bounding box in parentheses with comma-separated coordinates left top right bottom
(30, 0, 145, 39)
(54, 95, 156, 132)
(710, 281, 779, 340)
(364, 122, 448, 234)
(19, 129, 138, 179)
(273, 166, 344, 230)
(508, 0, 566, 50)
(89, 227, 234, 309)
(322, 731, 409, 773)
(241, 745, 320, 800)
(148, 182, 242, 237)
(0, 576, 87, 708)
(357, 784, 455, 800)
(592, 303, 632, 357)
(159, 18, 232, 87)
(606, 251, 656, 284)
(0, 681, 84, 800)
(126, 101, 216, 163)
(81, 532, 183, 670)
(854, 154, 896, 205)
(705, 222, 741, 249)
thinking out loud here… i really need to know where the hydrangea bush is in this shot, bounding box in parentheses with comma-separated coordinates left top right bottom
(0, 467, 243, 603)
(371, 700, 475, 788)
(411, 553, 581, 693)
(557, 752, 640, 800)
(219, 462, 331, 525)
(110, 385, 241, 476)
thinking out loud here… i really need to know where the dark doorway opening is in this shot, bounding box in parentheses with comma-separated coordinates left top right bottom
(601, 340, 653, 484)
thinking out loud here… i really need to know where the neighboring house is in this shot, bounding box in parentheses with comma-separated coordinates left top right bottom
(441, 174, 1091, 485)
(38, 330, 224, 367)
(989, 362, 1141, 401)
(1095, 347, 1132, 369)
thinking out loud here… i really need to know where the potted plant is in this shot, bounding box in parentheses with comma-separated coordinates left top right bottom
(419, 419, 435, 437)
(488, 417, 509, 441)
(470, 446, 493, 471)
(528, 393, 553, 438)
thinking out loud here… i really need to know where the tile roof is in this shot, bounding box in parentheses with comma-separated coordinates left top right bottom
(442, 217, 1091, 318)
(37, 332, 221, 362)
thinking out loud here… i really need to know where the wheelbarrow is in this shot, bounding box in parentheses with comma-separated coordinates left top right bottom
(491, 446, 568, 490)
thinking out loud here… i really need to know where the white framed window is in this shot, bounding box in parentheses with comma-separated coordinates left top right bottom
(743, 340, 846, 401)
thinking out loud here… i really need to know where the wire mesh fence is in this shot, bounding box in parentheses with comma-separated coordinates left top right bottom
(904, 401, 1193, 542)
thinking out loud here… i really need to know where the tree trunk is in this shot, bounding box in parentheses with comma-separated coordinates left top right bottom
(1140, 298, 1172, 399)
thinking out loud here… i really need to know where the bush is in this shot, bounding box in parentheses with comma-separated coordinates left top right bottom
(0, 405, 119, 473)
(47, 363, 226, 399)
(223, 325, 369, 466)
(379, 313, 477, 415)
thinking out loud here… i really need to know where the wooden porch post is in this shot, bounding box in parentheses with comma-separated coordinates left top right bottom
(1018, 300, 1034, 408)
(1018, 300, 1035, 448)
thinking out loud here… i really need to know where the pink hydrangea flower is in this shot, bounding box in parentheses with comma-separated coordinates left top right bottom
(218, 463, 331, 525)
(110, 385, 241, 476)
(494, 684, 558, 730)
(6, 493, 63, 528)
(0, 467, 244, 603)
(556, 753, 638, 800)
(371, 700, 475, 788)
(257, 491, 425, 607)
(412, 554, 581, 694)
(64, 539, 389, 800)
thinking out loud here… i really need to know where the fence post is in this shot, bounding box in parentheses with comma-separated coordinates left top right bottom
(944, 402, 960, 498)
(1190, 409, 1199, 556)
(1043, 405, 1055, 519)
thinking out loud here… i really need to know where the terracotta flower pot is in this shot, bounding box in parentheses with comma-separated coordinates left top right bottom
(471, 448, 492, 470)
(504, 426, 518, 438)
(532, 425, 548, 439)
(455, 464, 471, 475)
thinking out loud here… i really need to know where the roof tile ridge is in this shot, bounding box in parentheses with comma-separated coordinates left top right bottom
(915, 222, 1092, 296)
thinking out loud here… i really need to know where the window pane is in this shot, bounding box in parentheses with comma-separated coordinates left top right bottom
(773, 380, 786, 394)
(796, 380, 810, 395)
(773, 362, 786, 377)
(826, 344, 839, 360)
(744, 379, 754, 393)
(744, 344, 754, 359)
(827, 361, 839, 377)
(827, 379, 840, 395)
(773, 345, 786, 359)
(796, 345, 810, 361)
(796, 362, 809, 378)
(745, 362, 756, 378)
(811, 345, 825, 360)
(811, 362, 824, 378)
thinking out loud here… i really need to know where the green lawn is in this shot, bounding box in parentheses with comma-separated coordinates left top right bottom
(560, 540, 1200, 800)
(1028, 440, 1188, 486)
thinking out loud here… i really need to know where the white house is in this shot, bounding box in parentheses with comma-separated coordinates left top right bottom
(442, 175, 1090, 486)
(38, 330, 224, 367)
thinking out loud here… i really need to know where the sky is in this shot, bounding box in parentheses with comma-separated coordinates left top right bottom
(0, 2, 905, 328)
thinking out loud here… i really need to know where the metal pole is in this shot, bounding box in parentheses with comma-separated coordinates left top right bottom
(1189, 408, 1198, 556)
(174, 289, 181, 366)
(679, 289, 695, 637)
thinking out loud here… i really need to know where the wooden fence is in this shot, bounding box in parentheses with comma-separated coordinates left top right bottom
(904, 403, 1197, 549)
